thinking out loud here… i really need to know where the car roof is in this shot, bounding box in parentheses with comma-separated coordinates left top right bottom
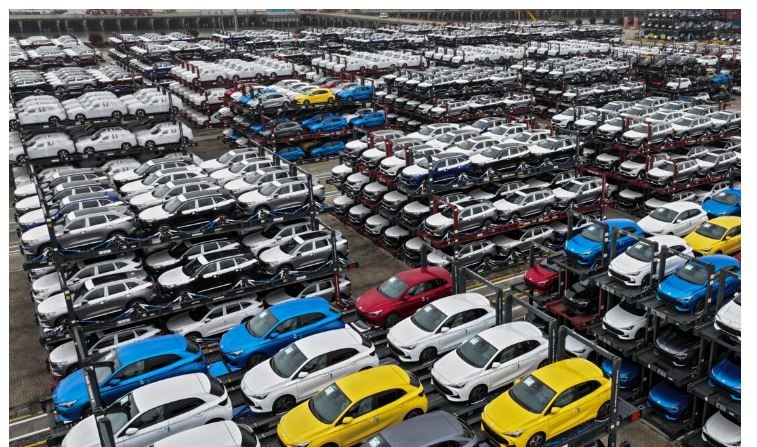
(336, 365, 409, 401)
(395, 266, 450, 283)
(176, 189, 231, 201)
(659, 201, 701, 212)
(114, 334, 188, 366)
(603, 218, 639, 229)
(709, 216, 741, 228)
(268, 297, 335, 320)
(152, 420, 241, 447)
(295, 328, 364, 358)
(380, 411, 466, 444)
(698, 254, 741, 270)
(133, 373, 211, 411)
(531, 358, 604, 393)
(644, 235, 688, 248)
(478, 321, 543, 349)
(430, 293, 490, 315)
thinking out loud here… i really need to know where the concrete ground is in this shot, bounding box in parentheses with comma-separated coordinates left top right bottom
(9, 129, 701, 447)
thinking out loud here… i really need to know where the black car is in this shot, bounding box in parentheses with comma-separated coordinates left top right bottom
(157, 251, 259, 296)
(654, 327, 700, 367)
(137, 190, 238, 231)
(563, 279, 600, 315)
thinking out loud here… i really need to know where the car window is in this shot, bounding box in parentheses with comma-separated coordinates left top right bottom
(552, 387, 578, 408)
(128, 405, 165, 430)
(301, 353, 330, 374)
(726, 226, 741, 237)
(347, 396, 374, 418)
(166, 398, 205, 419)
(373, 389, 406, 409)
(94, 335, 116, 350)
(273, 317, 299, 334)
(117, 331, 137, 343)
(114, 360, 145, 380)
(107, 283, 127, 295)
(298, 312, 325, 327)
(328, 348, 358, 365)
(144, 354, 180, 373)
(207, 307, 223, 319)
(573, 381, 601, 401)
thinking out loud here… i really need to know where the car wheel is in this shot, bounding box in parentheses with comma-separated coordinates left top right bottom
(694, 298, 705, 314)
(468, 384, 488, 404)
(255, 205, 270, 215)
(15, 154, 27, 163)
(247, 353, 267, 368)
(84, 147, 95, 155)
(121, 142, 132, 151)
(403, 409, 424, 420)
(272, 395, 297, 414)
(596, 401, 611, 421)
(75, 113, 86, 123)
(57, 149, 70, 158)
(145, 140, 156, 149)
(111, 111, 123, 120)
(53, 315, 70, 328)
(48, 116, 60, 125)
(538, 359, 549, 368)
(303, 100, 311, 106)
(127, 299, 146, 310)
(216, 76, 224, 83)
(419, 347, 437, 363)
(135, 109, 146, 118)
(510, 212, 520, 221)
(80, 405, 93, 418)
(543, 205, 553, 214)
(186, 332, 202, 342)
(277, 264, 294, 275)
(641, 275, 651, 288)
(384, 313, 401, 328)
(527, 432, 546, 447)
(108, 231, 127, 240)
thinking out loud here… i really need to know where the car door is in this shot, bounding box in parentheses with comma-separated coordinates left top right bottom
(58, 217, 88, 249)
(553, 381, 603, 434)
(435, 309, 472, 353)
(77, 286, 109, 320)
(723, 225, 741, 254)
(201, 305, 225, 336)
(485, 343, 523, 390)
(214, 258, 240, 290)
(118, 404, 169, 447)
(310, 239, 332, 266)
(164, 397, 209, 436)
(294, 351, 334, 399)
(103, 282, 130, 316)
(267, 316, 300, 352)
(294, 312, 327, 340)
(337, 395, 380, 446)
(104, 360, 147, 402)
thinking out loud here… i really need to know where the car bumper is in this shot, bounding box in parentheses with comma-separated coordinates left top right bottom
(603, 322, 634, 340)
(431, 376, 468, 402)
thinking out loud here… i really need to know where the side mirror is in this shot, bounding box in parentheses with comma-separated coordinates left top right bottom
(491, 362, 502, 369)
(203, 318, 211, 323)
(341, 416, 354, 425)
(513, 378, 521, 386)
(80, 299, 89, 305)
(439, 327, 450, 333)
(109, 378, 121, 386)
(550, 406, 563, 415)
(124, 427, 138, 436)
(268, 332, 279, 339)
(298, 371, 309, 379)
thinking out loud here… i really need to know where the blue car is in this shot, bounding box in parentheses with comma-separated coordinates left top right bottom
(564, 219, 644, 266)
(709, 356, 740, 400)
(647, 382, 692, 421)
(307, 116, 348, 133)
(301, 112, 336, 129)
(399, 153, 472, 187)
(219, 297, 344, 369)
(351, 111, 386, 128)
(238, 87, 279, 105)
(250, 118, 290, 134)
(277, 146, 306, 161)
(703, 188, 741, 217)
(52, 334, 205, 421)
(336, 84, 373, 101)
(311, 140, 346, 158)
(656, 255, 741, 313)
(600, 358, 641, 389)
(710, 73, 732, 86)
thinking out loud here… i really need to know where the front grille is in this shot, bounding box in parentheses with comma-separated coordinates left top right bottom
(482, 421, 511, 446)
(647, 175, 669, 186)
(702, 431, 730, 447)
(603, 323, 625, 337)
(618, 196, 639, 208)
(609, 269, 632, 284)
(432, 378, 454, 397)
(657, 292, 683, 309)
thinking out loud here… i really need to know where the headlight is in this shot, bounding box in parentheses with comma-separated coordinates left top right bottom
(618, 325, 635, 331)
(448, 382, 465, 389)
(368, 310, 383, 316)
(228, 350, 244, 357)
(504, 429, 524, 438)
(294, 442, 311, 447)
(251, 393, 269, 400)
(401, 344, 417, 350)
(58, 400, 78, 408)
(678, 295, 693, 302)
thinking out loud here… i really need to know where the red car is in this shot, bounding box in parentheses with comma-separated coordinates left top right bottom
(354, 266, 453, 328)
(524, 261, 559, 293)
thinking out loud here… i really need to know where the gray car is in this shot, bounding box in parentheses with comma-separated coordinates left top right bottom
(21, 208, 135, 255)
(423, 199, 497, 237)
(36, 275, 155, 328)
(258, 230, 349, 274)
(238, 177, 325, 214)
(128, 177, 220, 211)
(249, 92, 292, 110)
(31, 257, 143, 303)
(359, 411, 479, 447)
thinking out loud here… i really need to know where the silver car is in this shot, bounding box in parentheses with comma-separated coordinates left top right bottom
(258, 230, 349, 274)
(36, 275, 155, 328)
(238, 177, 325, 214)
(31, 257, 143, 303)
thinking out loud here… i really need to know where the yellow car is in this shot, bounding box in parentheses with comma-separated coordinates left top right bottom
(481, 358, 611, 447)
(277, 365, 428, 447)
(684, 216, 741, 256)
(294, 88, 336, 105)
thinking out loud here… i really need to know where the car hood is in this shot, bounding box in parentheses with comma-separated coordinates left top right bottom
(130, 191, 160, 206)
(565, 235, 599, 257)
(332, 164, 353, 176)
(647, 168, 671, 178)
(620, 160, 645, 170)
(138, 205, 170, 222)
(655, 330, 697, 355)
(259, 246, 288, 264)
(145, 249, 176, 269)
(381, 156, 406, 169)
(609, 253, 650, 276)
(703, 199, 736, 216)
(716, 300, 741, 329)
(711, 358, 740, 388)
(22, 224, 52, 244)
(387, 317, 432, 347)
(165, 312, 199, 333)
(404, 201, 430, 214)
(703, 412, 741, 444)
(333, 195, 355, 207)
(32, 272, 61, 294)
(604, 304, 645, 328)
(362, 148, 384, 160)
(552, 188, 575, 200)
(425, 213, 453, 228)
(482, 393, 539, 434)
(112, 169, 139, 183)
(14, 183, 36, 197)
(637, 216, 670, 234)
(49, 340, 77, 365)
(596, 153, 620, 162)
(355, 289, 393, 315)
(200, 159, 225, 172)
(493, 199, 519, 211)
(220, 323, 260, 355)
(52, 369, 89, 408)
(385, 226, 410, 238)
(658, 274, 702, 300)
(402, 165, 428, 177)
(211, 168, 234, 180)
(158, 266, 192, 288)
(224, 178, 249, 193)
(239, 190, 267, 206)
(278, 401, 330, 445)
(15, 195, 41, 212)
(241, 359, 288, 396)
(120, 179, 149, 194)
(469, 154, 493, 165)
(18, 209, 45, 227)
(61, 414, 99, 447)
(432, 350, 482, 385)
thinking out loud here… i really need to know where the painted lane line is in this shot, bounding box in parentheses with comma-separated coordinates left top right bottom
(9, 413, 47, 426)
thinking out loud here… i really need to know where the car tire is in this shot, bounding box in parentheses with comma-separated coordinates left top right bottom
(468, 384, 488, 404)
(419, 347, 437, 363)
(108, 231, 127, 241)
(84, 147, 95, 155)
(15, 154, 27, 163)
(57, 149, 70, 158)
(205, 418, 225, 424)
(135, 109, 146, 118)
(48, 116, 60, 125)
(272, 395, 297, 414)
(111, 111, 123, 120)
(216, 76, 224, 83)
(526, 432, 546, 447)
(145, 141, 155, 149)
(127, 299, 146, 310)
(596, 401, 611, 421)
(403, 409, 424, 420)
(54, 316, 70, 328)
(247, 353, 267, 368)
(510, 212, 520, 221)
(75, 113, 86, 123)
(384, 313, 401, 328)
(303, 100, 311, 106)
(121, 142, 132, 151)
(277, 264, 294, 275)
(186, 332, 202, 342)
(255, 205, 270, 215)
(538, 359, 549, 368)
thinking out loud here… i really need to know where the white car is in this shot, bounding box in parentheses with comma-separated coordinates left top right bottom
(406, 123, 461, 142)
(14, 132, 75, 160)
(701, 411, 740, 447)
(16, 99, 66, 126)
(128, 178, 220, 211)
(48, 325, 161, 377)
(32, 258, 143, 302)
(714, 293, 740, 342)
(199, 149, 259, 173)
(151, 421, 259, 447)
(240, 328, 379, 413)
(210, 158, 274, 182)
(124, 92, 178, 117)
(135, 122, 193, 149)
(608, 236, 693, 287)
(74, 127, 138, 154)
(638, 201, 708, 236)
(64, 96, 128, 122)
(602, 301, 648, 340)
(242, 220, 315, 255)
(166, 298, 263, 339)
(120, 166, 206, 196)
(430, 321, 548, 403)
(387, 293, 496, 363)
(61, 373, 233, 447)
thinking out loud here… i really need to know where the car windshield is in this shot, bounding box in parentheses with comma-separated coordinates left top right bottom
(619, 300, 646, 316)
(92, 349, 121, 383)
(505, 191, 528, 205)
(270, 344, 307, 378)
(562, 181, 584, 193)
(648, 113, 666, 120)
(261, 225, 282, 239)
(243, 172, 265, 185)
(713, 191, 739, 206)
(411, 304, 447, 332)
(629, 124, 648, 132)
(435, 133, 455, 143)
(218, 152, 236, 163)
(230, 162, 248, 173)
(710, 112, 730, 120)
(258, 183, 278, 196)
(377, 275, 408, 299)
(415, 158, 430, 169)
(418, 127, 435, 136)
(279, 238, 300, 254)
(143, 173, 158, 185)
(167, 241, 191, 257)
(472, 120, 489, 129)
(509, 375, 557, 414)
(695, 222, 726, 239)
(457, 140, 476, 150)
(480, 147, 502, 159)
(309, 383, 351, 425)
(182, 258, 206, 276)
(456, 335, 497, 369)
(675, 118, 695, 126)
(650, 207, 678, 223)
(163, 197, 183, 213)
(247, 309, 279, 338)
(701, 153, 719, 163)
(606, 118, 623, 127)
(657, 161, 677, 173)
(104, 394, 139, 435)
(580, 223, 605, 243)
(153, 184, 171, 198)
(676, 263, 709, 285)
(626, 241, 654, 262)
(512, 133, 532, 142)
(560, 109, 575, 117)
